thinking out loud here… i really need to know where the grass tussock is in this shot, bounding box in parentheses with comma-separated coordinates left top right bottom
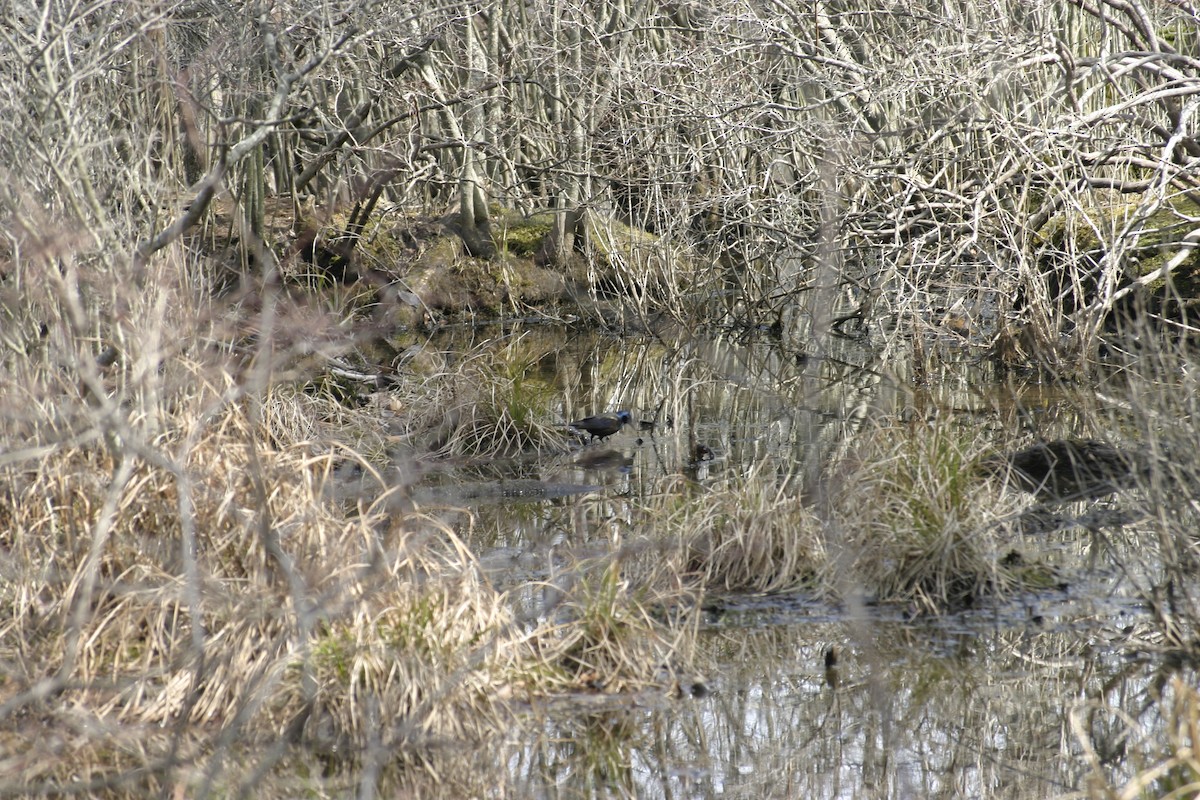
(641, 425, 1040, 611)
(389, 335, 570, 457)
(831, 423, 1031, 612)
(539, 558, 693, 694)
(652, 468, 824, 595)
(304, 523, 523, 750)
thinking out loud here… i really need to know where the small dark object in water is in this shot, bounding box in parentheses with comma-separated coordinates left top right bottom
(824, 646, 839, 690)
(1000, 550, 1025, 567)
(981, 439, 1141, 501)
(569, 410, 632, 442)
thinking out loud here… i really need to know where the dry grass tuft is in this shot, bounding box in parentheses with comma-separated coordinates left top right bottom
(652, 468, 824, 594)
(534, 557, 693, 694)
(388, 335, 570, 457)
(303, 522, 524, 750)
(828, 422, 1032, 612)
(629, 427, 1045, 611)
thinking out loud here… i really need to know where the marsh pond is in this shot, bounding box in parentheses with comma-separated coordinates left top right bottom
(8, 0, 1200, 797)
(305, 321, 1197, 799)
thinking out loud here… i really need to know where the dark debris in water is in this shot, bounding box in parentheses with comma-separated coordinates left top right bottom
(698, 583, 1149, 648)
(411, 479, 603, 506)
(1012, 504, 1148, 536)
(979, 439, 1148, 502)
(701, 593, 851, 629)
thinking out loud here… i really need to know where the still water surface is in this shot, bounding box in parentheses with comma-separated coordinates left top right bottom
(388, 321, 1182, 799)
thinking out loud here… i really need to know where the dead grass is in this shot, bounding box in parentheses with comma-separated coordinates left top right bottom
(303, 521, 523, 749)
(829, 421, 1033, 612)
(9, 1, 1199, 791)
(387, 333, 571, 457)
(538, 557, 693, 694)
(651, 467, 824, 594)
(637, 422, 1044, 612)
(0, 251, 685, 795)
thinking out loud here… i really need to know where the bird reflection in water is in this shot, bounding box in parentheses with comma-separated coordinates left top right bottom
(573, 448, 634, 472)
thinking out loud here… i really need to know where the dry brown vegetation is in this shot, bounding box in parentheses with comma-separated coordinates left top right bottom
(0, 315, 687, 793)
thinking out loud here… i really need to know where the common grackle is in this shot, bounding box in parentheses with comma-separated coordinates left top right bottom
(569, 410, 633, 442)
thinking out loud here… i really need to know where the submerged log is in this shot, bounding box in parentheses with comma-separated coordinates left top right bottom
(979, 439, 1144, 501)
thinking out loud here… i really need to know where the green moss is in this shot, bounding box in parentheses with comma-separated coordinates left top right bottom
(1034, 193, 1200, 311)
(313, 629, 355, 683)
(1158, 23, 1199, 55)
(379, 595, 457, 656)
(481, 204, 554, 258)
(495, 213, 554, 257)
(1037, 194, 1200, 275)
(1126, 196, 1200, 293)
(355, 214, 406, 265)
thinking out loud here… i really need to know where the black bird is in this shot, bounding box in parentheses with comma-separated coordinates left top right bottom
(569, 410, 632, 442)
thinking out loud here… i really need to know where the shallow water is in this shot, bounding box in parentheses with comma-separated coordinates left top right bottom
(376, 321, 1183, 798)
(497, 580, 1175, 800)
